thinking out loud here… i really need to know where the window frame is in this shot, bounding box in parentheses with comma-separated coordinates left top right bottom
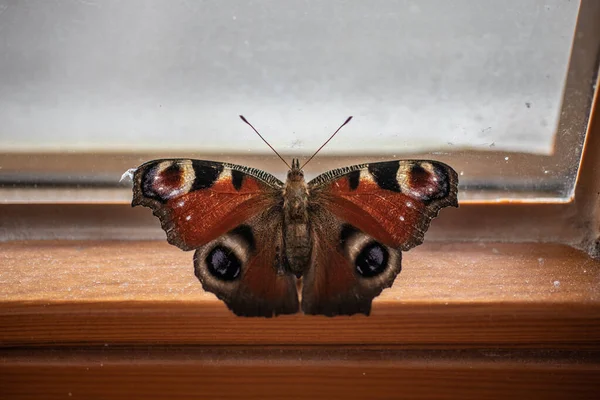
(0, 1, 599, 257)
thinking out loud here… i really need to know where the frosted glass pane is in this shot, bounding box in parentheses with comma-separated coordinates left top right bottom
(0, 0, 579, 155)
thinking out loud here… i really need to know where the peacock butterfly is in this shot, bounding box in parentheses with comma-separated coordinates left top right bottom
(131, 116, 458, 317)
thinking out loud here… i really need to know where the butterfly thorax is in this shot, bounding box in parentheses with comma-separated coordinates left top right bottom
(282, 160, 312, 276)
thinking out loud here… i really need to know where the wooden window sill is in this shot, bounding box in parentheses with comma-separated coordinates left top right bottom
(2, 240, 599, 398)
(2, 347, 598, 399)
(1, 240, 598, 348)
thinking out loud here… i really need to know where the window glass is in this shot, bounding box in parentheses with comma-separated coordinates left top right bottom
(0, 0, 595, 203)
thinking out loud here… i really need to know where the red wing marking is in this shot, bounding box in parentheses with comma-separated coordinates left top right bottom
(323, 176, 426, 248)
(166, 175, 275, 249)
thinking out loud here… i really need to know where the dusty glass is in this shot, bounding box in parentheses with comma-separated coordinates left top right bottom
(0, 0, 596, 203)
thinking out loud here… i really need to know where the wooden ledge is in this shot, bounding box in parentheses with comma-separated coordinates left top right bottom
(1, 241, 599, 348)
(1, 347, 599, 399)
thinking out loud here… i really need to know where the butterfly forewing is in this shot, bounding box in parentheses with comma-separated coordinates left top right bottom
(308, 160, 458, 251)
(132, 159, 283, 250)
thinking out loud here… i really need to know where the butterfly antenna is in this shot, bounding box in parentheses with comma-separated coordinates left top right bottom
(300, 116, 353, 169)
(239, 115, 291, 169)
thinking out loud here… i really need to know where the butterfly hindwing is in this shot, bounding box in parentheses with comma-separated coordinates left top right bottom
(301, 210, 402, 316)
(193, 210, 299, 317)
(309, 160, 459, 251)
(132, 159, 283, 251)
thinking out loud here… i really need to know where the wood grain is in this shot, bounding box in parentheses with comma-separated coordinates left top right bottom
(1, 347, 599, 399)
(1, 241, 599, 347)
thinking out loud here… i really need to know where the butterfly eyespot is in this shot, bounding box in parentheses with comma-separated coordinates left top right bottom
(404, 162, 452, 202)
(206, 245, 242, 281)
(141, 161, 197, 202)
(355, 242, 389, 278)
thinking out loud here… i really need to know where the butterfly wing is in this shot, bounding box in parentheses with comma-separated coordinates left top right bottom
(301, 211, 403, 316)
(132, 159, 284, 250)
(302, 160, 458, 316)
(193, 212, 299, 317)
(132, 159, 299, 316)
(309, 160, 458, 250)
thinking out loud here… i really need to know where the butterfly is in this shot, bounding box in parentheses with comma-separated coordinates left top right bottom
(131, 116, 458, 317)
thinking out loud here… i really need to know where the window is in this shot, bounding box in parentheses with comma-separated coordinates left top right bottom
(1, 0, 596, 206)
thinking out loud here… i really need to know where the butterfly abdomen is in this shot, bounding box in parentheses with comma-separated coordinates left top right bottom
(283, 222, 312, 277)
(282, 168, 312, 276)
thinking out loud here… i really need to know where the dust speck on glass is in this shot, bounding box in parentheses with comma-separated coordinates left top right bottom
(0, 0, 596, 202)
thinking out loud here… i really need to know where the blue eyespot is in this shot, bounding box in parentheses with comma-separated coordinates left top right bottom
(206, 245, 241, 281)
(355, 242, 389, 277)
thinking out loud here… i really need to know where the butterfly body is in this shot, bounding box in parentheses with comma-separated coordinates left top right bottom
(282, 158, 312, 276)
(132, 157, 458, 317)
